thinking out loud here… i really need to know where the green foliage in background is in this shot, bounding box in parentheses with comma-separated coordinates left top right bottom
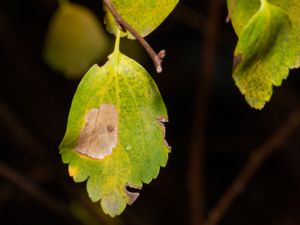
(44, 2, 109, 78)
(228, 0, 300, 109)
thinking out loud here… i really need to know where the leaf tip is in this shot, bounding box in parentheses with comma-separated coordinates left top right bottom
(101, 194, 127, 217)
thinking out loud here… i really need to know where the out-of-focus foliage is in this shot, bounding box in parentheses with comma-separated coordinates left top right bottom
(228, 0, 300, 109)
(44, 2, 110, 79)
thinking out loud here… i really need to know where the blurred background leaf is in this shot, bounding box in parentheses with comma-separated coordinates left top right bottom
(43, 1, 110, 79)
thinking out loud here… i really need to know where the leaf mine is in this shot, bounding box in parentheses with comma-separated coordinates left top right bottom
(75, 104, 118, 159)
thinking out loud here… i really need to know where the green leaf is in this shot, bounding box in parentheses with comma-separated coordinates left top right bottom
(59, 50, 169, 216)
(104, 0, 179, 39)
(227, 0, 300, 109)
(44, 2, 110, 79)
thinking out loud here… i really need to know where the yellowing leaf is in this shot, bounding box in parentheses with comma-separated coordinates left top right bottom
(59, 51, 169, 216)
(104, 0, 179, 39)
(228, 0, 300, 109)
(44, 2, 110, 78)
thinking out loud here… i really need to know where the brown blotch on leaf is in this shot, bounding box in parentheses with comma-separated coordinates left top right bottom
(75, 104, 118, 159)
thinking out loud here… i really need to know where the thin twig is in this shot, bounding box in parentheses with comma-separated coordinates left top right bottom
(0, 100, 50, 158)
(0, 162, 81, 224)
(187, 1, 222, 225)
(203, 109, 300, 225)
(103, 0, 165, 73)
(0, 101, 116, 225)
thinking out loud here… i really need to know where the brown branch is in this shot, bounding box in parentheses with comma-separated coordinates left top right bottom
(0, 100, 50, 158)
(187, 1, 223, 225)
(0, 101, 118, 225)
(203, 108, 300, 225)
(103, 0, 165, 73)
(0, 162, 81, 224)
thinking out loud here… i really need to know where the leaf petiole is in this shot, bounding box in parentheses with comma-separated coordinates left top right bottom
(113, 28, 121, 69)
(103, 0, 166, 73)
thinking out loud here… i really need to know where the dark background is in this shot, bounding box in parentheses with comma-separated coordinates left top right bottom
(1, 0, 300, 225)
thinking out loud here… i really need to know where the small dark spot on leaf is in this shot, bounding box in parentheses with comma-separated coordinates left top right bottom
(107, 125, 114, 132)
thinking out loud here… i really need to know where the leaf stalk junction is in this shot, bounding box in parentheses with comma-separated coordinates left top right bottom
(103, 0, 166, 73)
